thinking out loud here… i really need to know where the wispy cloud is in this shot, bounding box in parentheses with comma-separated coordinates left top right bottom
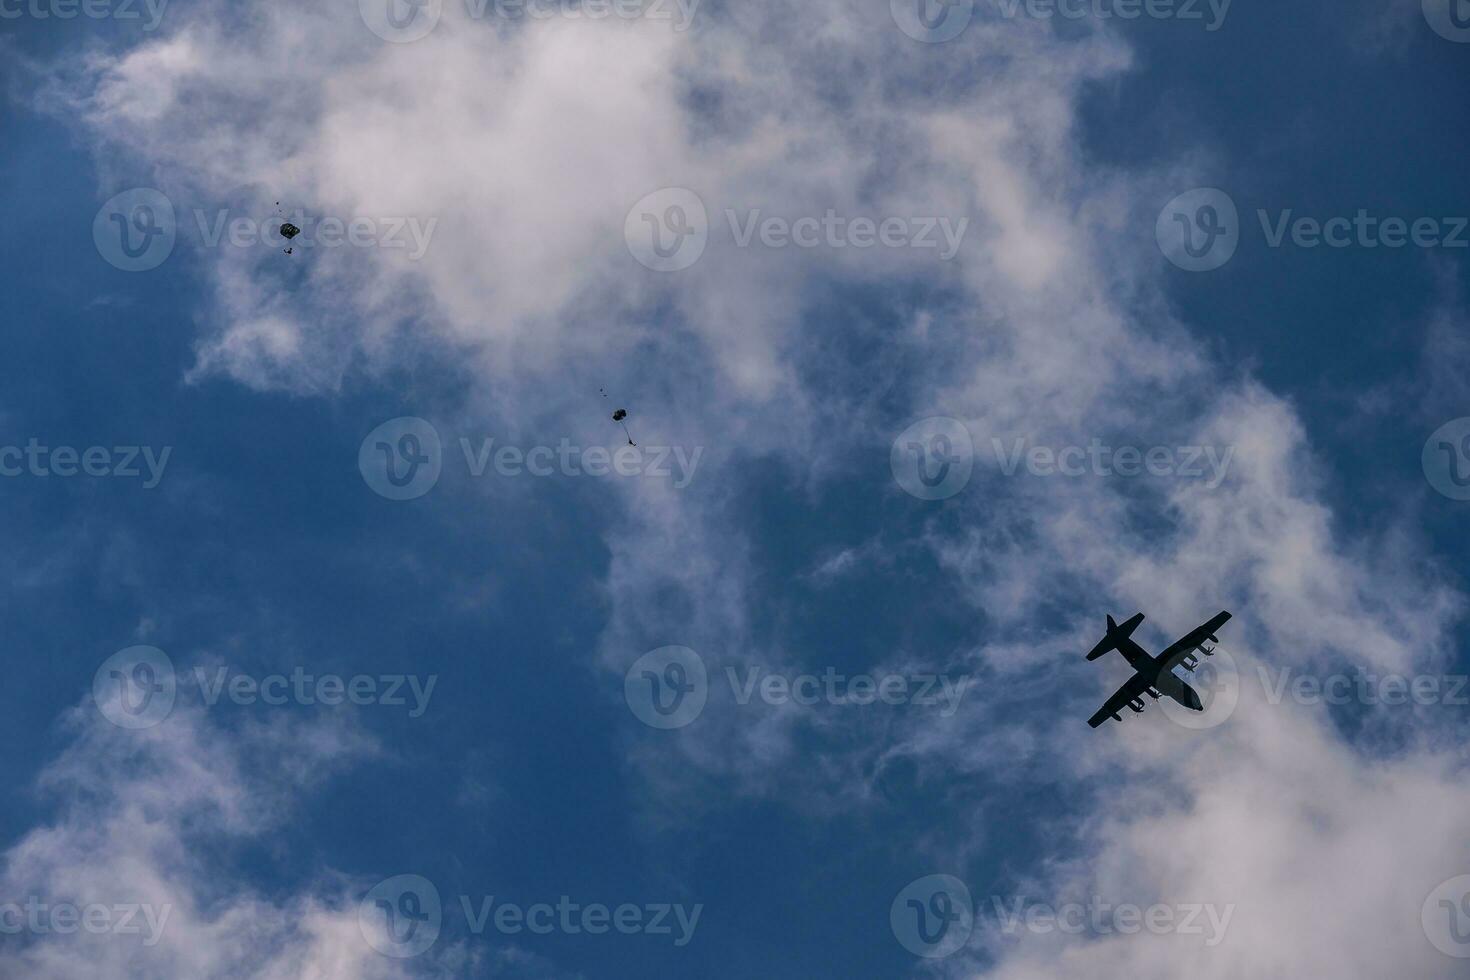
(25, 1, 1470, 976)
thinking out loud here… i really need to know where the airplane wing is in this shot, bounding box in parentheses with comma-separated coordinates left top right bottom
(1156, 611, 1232, 675)
(1087, 673, 1153, 728)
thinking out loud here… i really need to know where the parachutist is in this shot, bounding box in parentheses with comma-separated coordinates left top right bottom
(274, 203, 302, 255)
(611, 411, 635, 443)
(279, 222, 301, 254)
(601, 390, 635, 445)
(613, 411, 635, 446)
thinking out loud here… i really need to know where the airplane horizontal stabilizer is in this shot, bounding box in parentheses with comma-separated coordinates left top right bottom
(1085, 635, 1115, 662)
(1086, 612, 1143, 661)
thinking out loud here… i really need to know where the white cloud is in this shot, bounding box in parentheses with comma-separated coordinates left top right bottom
(950, 687, 1470, 980)
(34, 2, 1470, 977)
(0, 703, 462, 979)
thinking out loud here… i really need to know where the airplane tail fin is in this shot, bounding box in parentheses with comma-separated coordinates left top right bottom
(1086, 612, 1142, 661)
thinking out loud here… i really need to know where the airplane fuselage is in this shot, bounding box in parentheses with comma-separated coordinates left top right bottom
(1141, 657, 1203, 711)
(1113, 642, 1199, 709)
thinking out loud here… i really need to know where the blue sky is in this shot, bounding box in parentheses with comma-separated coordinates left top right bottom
(1, 1, 1469, 977)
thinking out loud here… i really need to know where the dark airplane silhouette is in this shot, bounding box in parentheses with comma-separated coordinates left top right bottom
(1086, 610, 1231, 728)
